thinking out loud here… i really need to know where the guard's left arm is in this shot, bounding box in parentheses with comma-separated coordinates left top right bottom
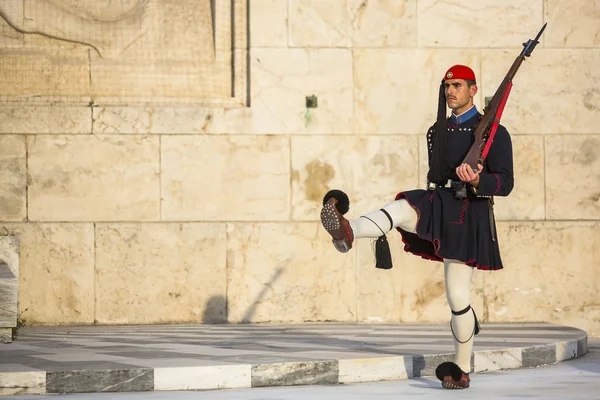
(474, 126, 514, 197)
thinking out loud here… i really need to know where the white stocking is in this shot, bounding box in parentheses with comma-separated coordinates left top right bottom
(444, 259, 476, 373)
(349, 199, 418, 237)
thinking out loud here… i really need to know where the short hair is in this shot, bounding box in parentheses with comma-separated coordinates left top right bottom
(466, 79, 476, 87)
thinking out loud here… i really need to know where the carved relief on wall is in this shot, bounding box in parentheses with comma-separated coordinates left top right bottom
(0, 0, 248, 105)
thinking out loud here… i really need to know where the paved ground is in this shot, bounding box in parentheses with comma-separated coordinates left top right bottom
(0, 322, 589, 395)
(3, 339, 599, 400)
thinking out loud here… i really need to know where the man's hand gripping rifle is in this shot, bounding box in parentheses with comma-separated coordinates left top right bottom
(462, 23, 547, 172)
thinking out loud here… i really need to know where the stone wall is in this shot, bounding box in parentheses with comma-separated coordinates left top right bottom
(0, 0, 599, 336)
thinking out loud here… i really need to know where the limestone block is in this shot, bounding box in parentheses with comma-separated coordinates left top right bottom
(354, 49, 481, 134)
(250, 0, 288, 47)
(494, 136, 545, 220)
(27, 135, 160, 221)
(0, 52, 90, 99)
(545, 0, 600, 47)
(95, 223, 226, 324)
(289, 0, 352, 47)
(481, 49, 600, 134)
(0, 106, 91, 134)
(87, 0, 233, 101)
(0, 263, 17, 330)
(0, 235, 19, 281)
(0, 371, 46, 396)
(417, 0, 543, 47)
(289, 0, 416, 48)
(0, 136, 26, 221)
(291, 135, 419, 221)
(356, 234, 485, 323)
(545, 135, 600, 220)
(247, 48, 353, 134)
(161, 136, 289, 221)
(92, 106, 231, 135)
(486, 221, 600, 338)
(226, 222, 357, 323)
(92, 107, 152, 134)
(0, 223, 95, 325)
(347, 0, 417, 47)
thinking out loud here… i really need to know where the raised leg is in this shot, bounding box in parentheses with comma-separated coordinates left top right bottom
(320, 196, 417, 253)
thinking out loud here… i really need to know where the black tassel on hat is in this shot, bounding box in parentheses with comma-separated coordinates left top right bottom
(427, 80, 451, 185)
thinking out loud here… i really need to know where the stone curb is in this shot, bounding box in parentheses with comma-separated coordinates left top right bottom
(0, 334, 588, 395)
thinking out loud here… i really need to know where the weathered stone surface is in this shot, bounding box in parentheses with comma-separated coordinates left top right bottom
(95, 223, 226, 324)
(0, 371, 45, 396)
(251, 361, 338, 387)
(92, 107, 152, 134)
(481, 49, 600, 134)
(0, 235, 19, 281)
(92, 106, 231, 135)
(545, 135, 600, 220)
(348, 0, 417, 47)
(522, 345, 556, 368)
(291, 135, 419, 221)
(46, 369, 153, 394)
(0, 106, 91, 134)
(0, 224, 95, 325)
(246, 48, 353, 134)
(338, 356, 412, 383)
(161, 135, 289, 221)
(486, 221, 600, 338)
(418, 0, 543, 47)
(555, 340, 578, 362)
(154, 365, 251, 391)
(354, 49, 481, 134)
(0, 263, 17, 329)
(0, 136, 26, 221)
(0, 52, 90, 99)
(289, 0, 352, 47)
(0, 327, 12, 343)
(88, 0, 233, 101)
(545, 0, 600, 47)
(226, 222, 356, 323)
(250, 0, 288, 47)
(289, 0, 416, 48)
(474, 348, 522, 373)
(27, 135, 160, 221)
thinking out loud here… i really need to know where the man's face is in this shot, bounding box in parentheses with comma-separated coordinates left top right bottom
(444, 79, 477, 113)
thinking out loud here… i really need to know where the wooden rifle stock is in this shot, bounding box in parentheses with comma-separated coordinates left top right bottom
(463, 23, 547, 172)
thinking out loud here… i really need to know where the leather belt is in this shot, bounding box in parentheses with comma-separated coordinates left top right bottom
(427, 180, 457, 190)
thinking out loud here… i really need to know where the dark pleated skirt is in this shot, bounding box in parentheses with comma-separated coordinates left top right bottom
(395, 187, 504, 271)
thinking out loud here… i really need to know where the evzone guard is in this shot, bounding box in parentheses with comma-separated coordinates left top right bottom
(320, 25, 546, 389)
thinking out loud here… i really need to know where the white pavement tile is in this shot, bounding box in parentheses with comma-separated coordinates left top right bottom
(154, 365, 251, 391)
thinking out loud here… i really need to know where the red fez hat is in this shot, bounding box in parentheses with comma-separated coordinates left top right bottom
(443, 65, 476, 82)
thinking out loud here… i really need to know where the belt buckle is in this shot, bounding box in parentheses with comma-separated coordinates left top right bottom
(427, 182, 437, 191)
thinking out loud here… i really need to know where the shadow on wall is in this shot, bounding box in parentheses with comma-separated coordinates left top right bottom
(201, 262, 288, 324)
(202, 295, 227, 323)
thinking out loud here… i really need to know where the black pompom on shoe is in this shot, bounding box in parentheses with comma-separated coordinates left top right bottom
(436, 362, 470, 389)
(435, 362, 463, 382)
(322, 190, 349, 215)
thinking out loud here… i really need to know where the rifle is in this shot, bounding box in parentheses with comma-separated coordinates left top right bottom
(462, 23, 547, 171)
